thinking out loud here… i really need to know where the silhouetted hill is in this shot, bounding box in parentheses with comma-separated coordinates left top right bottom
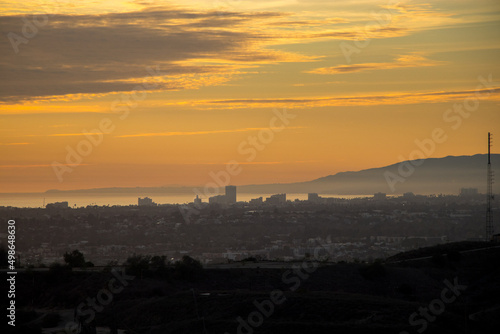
(9, 244, 500, 334)
(239, 154, 500, 195)
(36, 154, 500, 196)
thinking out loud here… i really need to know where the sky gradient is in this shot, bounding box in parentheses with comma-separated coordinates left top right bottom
(1, 0, 499, 193)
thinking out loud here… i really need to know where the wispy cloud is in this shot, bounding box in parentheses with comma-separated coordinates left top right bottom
(0, 2, 459, 105)
(166, 87, 500, 109)
(308, 54, 443, 75)
(0, 105, 108, 115)
(17, 133, 103, 137)
(170, 160, 318, 165)
(0, 7, 305, 104)
(293, 81, 345, 87)
(48, 133, 104, 137)
(266, 17, 349, 26)
(116, 126, 307, 138)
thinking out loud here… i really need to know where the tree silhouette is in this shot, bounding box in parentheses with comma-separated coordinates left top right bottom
(64, 249, 86, 268)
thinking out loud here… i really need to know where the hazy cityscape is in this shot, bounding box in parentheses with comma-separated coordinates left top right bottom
(3, 186, 496, 268)
(3, 156, 500, 334)
(2, 0, 500, 333)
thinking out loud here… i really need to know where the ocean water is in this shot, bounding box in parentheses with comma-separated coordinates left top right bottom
(0, 193, 369, 208)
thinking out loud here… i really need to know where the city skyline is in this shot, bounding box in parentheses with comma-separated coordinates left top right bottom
(1, 0, 499, 193)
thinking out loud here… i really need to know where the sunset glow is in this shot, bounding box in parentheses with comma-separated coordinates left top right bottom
(1, 0, 499, 193)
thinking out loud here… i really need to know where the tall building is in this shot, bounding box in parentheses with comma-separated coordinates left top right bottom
(459, 188, 478, 197)
(225, 185, 237, 204)
(194, 195, 202, 206)
(138, 197, 155, 206)
(308, 193, 319, 202)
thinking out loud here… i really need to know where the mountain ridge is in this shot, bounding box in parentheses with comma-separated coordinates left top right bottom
(25, 153, 500, 196)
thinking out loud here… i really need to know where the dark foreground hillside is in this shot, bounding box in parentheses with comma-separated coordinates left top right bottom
(5, 243, 499, 334)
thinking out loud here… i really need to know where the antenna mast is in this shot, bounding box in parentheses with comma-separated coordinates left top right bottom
(486, 132, 494, 241)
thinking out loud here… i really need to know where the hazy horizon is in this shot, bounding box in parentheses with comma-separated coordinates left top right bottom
(1, 153, 498, 196)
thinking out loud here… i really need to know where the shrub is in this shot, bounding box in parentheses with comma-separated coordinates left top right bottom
(123, 254, 151, 276)
(63, 250, 86, 268)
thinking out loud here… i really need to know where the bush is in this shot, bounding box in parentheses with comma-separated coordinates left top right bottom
(123, 254, 151, 276)
(150, 255, 168, 269)
(63, 250, 86, 268)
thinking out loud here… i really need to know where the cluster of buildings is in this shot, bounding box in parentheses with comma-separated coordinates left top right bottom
(46, 187, 485, 212)
(4, 190, 498, 267)
(208, 185, 237, 205)
(138, 197, 157, 206)
(45, 201, 69, 209)
(135, 187, 484, 209)
(307, 193, 346, 204)
(200, 186, 286, 206)
(459, 187, 480, 197)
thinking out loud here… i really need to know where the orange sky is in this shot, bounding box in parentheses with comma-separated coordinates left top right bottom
(1, 0, 499, 193)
